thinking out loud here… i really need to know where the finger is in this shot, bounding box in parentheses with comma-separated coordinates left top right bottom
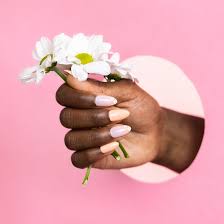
(60, 107, 130, 129)
(56, 84, 118, 108)
(67, 74, 137, 103)
(71, 142, 119, 168)
(64, 124, 131, 151)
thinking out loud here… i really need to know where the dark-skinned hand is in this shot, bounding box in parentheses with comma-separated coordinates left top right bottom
(56, 75, 204, 172)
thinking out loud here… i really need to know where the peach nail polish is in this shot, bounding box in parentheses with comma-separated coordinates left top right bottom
(109, 109, 130, 121)
(100, 142, 119, 153)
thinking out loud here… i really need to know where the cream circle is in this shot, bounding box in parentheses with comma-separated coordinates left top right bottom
(120, 55, 204, 183)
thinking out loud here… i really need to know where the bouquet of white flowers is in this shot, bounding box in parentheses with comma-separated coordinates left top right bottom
(20, 33, 136, 184)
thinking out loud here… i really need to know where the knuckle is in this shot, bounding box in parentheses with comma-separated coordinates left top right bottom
(94, 81, 106, 94)
(56, 84, 66, 105)
(89, 130, 99, 144)
(82, 151, 92, 165)
(60, 108, 71, 128)
(64, 131, 76, 150)
(92, 110, 108, 126)
(91, 128, 110, 146)
(71, 153, 83, 168)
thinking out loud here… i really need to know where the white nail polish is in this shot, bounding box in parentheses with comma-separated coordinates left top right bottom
(110, 125, 131, 138)
(95, 95, 117, 106)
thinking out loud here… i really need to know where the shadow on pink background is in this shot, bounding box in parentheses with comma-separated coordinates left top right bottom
(0, 0, 223, 223)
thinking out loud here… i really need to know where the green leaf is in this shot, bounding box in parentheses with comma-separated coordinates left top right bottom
(76, 53, 94, 64)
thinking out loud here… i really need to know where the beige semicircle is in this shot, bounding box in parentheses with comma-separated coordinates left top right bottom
(120, 55, 204, 183)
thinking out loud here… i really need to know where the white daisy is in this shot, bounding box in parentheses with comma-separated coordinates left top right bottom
(20, 34, 70, 84)
(64, 33, 111, 81)
(107, 52, 135, 81)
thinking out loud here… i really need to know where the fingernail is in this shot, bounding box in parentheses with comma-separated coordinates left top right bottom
(95, 95, 117, 106)
(110, 125, 131, 138)
(109, 109, 130, 121)
(100, 142, 119, 153)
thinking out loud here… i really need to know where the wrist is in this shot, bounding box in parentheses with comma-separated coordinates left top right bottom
(153, 108, 204, 173)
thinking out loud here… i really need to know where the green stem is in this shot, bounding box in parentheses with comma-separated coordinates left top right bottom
(51, 66, 67, 82)
(82, 165, 92, 185)
(119, 142, 130, 158)
(111, 150, 121, 160)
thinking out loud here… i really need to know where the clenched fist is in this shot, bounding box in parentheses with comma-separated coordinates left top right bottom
(56, 75, 204, 172)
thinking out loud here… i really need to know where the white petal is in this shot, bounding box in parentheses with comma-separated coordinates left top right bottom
(100, 42, 111, 53)
(68, 33, 89, 55)
(119, 71, 136, 81)
(119, 63, 131, 71)
(110, 52, 120, 64)
(53, 33, 71, 48)
(53, 33, 72, 64)
(35, 68, 45, 84)
(32, 50, 40, 60)
(100, 53, 109, 60)
(19, 66, 38, 83)
(55, 52, 70, 64)
(88, 35, 103, 55)
(84, 61, 111, 76)
(40, 37, 53, 55)
(34, 37, 52, 60)
(35, 41, 45, 59)
(71, 64, 88, 81)
(67, 55, 81, 64)
(93, 42, 111, 60)
(116, 67, 128, 76)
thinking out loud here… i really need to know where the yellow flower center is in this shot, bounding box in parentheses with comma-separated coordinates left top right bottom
(75, 53, 94, 64)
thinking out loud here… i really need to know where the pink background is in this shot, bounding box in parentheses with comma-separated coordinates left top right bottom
(0, 0, 223, 223)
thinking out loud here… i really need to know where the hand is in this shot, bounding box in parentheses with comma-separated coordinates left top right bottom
(56, 75, 204, 172)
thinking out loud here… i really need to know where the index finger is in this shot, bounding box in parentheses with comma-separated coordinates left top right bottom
(56, 84, 118, 109)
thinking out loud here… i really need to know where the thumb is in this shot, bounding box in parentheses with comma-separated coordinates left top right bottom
(66, 74, 136, 102)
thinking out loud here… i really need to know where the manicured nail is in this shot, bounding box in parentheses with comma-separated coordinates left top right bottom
(110, 125, 131, 138)
(100, 142, 119, 153)
(109, 109, 130, 121)
(95, 95, 117, 106)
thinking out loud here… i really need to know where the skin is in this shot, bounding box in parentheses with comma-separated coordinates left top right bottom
(56, 75, 204, 173)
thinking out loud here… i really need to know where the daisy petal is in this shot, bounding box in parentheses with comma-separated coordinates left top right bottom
(84, 61, 111, 76)
(40, 37, 52, 55)
(116, 67, 128, 76)
(100, 42, 111, 53)
(71, 64, 88, 81)
(35, 41, 45, 59)
(69, 33, 89, 55)
(32, 50, 40, 60)
(53, 33, 71, 49)
(110, 52, 120, 64)
(35, 68, 45, 84)
(88, 35, 103, 54)
(19, 66, 38, 83)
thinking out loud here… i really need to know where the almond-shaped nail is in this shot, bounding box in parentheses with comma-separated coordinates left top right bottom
(95, 95, 117, 107)
(109, 109, 130, 121)
(100, 142, 119, 153)
(110, 125, 131, 138)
